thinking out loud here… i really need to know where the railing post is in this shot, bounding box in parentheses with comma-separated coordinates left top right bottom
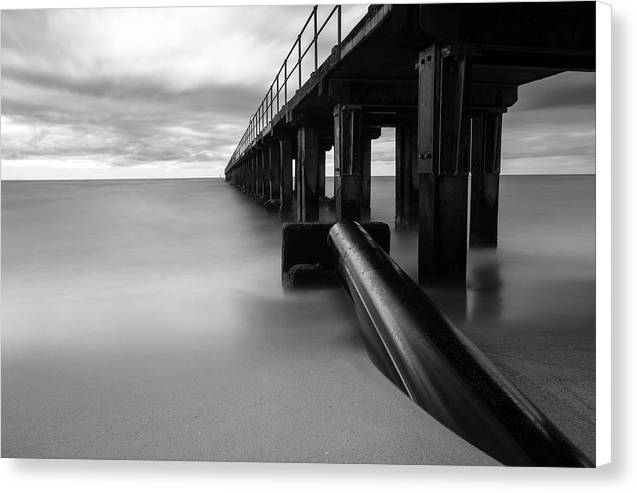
(227, 4, 346, 176)
(313, 5, 318, 71)
(284, 60, 288, 104)
(298, 35, 302, 89)
(337, 5, 342, 59)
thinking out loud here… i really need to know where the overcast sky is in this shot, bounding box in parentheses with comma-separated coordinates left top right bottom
(1, 5, 595, 180)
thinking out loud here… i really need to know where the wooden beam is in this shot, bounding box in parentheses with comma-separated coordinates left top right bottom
(328, 78, 418, 106)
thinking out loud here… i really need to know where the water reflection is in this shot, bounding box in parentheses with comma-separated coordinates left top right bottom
(466, 248, 503, 323)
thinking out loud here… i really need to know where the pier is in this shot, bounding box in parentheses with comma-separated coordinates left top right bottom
(224, 2, 596, 466)
(224, 2, 595, 285)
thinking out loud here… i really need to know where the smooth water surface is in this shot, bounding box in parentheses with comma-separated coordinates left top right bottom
(2, 175, 594, 462)
(1, 178, 495, 464)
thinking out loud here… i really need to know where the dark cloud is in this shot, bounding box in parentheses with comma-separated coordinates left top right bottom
(2, 66, 263, 125)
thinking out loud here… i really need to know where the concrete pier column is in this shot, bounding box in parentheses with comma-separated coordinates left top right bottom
(252, 152, 259, 197)
(252, 153, 258, 197)
(250, 155, 256, 196)
(333, 104, 369, 221)
(318, 148, 326, 200)
(255, 151, 263, 199)
(361, 134, 372, 221)
(269, 142, 281, 201)
(262, 147, 271, 201)
(417, 44, 472, 285)
(279, 138, 294, 212)
(395, 121, 419, 228)
(470, 110, 502, 248)
(246, 156, 252, 195)
(294, 144, 301, 200)
(296, 126, 320, 222)
(260, 150, 267, 199)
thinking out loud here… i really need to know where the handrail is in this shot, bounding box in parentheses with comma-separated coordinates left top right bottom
(228, 5, 342, 167)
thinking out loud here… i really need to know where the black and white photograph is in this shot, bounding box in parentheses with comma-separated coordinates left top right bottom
(0, 0, 620, 483)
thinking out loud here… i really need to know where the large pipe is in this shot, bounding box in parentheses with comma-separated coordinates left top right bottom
(327, 221, 592, 467)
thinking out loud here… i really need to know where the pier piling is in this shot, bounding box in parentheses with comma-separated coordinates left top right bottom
(395, 120, 419, 229)
(470, 110, 503, 248)
(297, 126, 321, 222)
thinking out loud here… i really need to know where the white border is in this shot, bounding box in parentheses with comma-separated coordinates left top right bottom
(0, 0, 628, 491)
(595, 0, 611, 467)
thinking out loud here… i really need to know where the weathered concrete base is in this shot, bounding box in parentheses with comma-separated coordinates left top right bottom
(282, 221, 390, 288)
(284, 263, 341, 289)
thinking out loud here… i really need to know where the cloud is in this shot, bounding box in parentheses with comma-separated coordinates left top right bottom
(1, 5, 366, 179)
(500, 73, 595, 174)
(0, 6, 594, 180)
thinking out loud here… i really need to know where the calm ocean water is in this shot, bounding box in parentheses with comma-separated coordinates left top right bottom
(1, 175, 594, 461)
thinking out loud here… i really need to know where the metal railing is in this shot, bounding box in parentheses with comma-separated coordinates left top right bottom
(228, 5, 342, 166)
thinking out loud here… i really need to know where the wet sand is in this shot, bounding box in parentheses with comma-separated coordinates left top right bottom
(1, 178, 496, 464)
